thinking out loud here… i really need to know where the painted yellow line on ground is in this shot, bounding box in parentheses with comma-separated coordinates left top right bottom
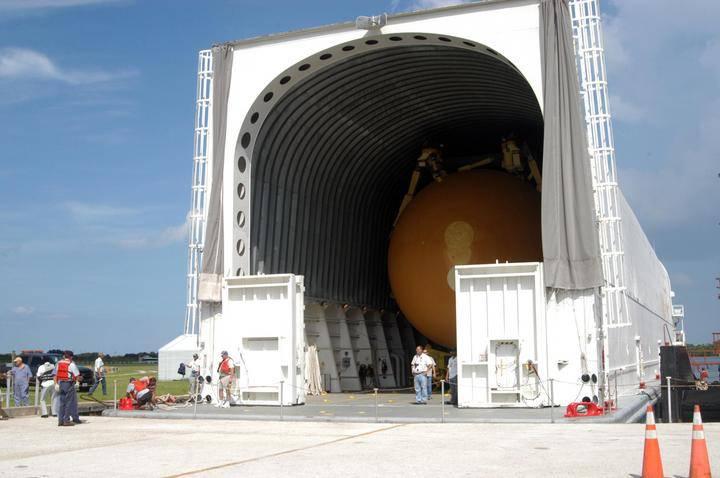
(164, 424, 406, 478)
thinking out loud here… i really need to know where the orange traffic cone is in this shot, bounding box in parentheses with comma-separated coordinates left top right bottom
(642, 405, 665, 478)
(689, 405, 712, 478)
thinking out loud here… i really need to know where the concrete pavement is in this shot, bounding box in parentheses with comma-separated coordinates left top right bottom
(103, 390, 656, 423)
(1, 416, 718, 477)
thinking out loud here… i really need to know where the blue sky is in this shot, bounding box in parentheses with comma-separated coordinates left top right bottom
(0, 0, 718, 354)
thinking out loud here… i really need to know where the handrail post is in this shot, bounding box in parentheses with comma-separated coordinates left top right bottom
(374, 388, 379, 423)
(666, 376, 672, 424)
(193, 376, 199, 419)
(549, 378, 555, 423)
(280, 380, 284, 421)
(441, 380, 445, 423)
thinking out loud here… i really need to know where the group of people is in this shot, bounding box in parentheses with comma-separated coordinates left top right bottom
(3, 351, 111, 424)
(411, 345, 457, 405)
(184, 350, 235, 408)
(6, 352, 84, 425)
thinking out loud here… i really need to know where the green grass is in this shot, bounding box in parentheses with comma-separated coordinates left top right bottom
(1, 364, 191, 407)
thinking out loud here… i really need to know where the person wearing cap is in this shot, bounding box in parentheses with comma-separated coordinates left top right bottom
(185, 353, 201, 400)
(216, 351, 235, 408)
(88, 352, 107, 396)
(54, 350, 82, 426)
(10, 356, 32, 406)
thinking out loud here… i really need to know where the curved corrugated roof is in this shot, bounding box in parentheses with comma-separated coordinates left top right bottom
(232, 34, 542, 308)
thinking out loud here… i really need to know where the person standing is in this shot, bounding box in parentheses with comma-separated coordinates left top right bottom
(216, 351, 235, 408)
(446, 350, 458, 406)
(411, 345, 430, 404)
(88, 353, 107, 396)
(37, 361, 58, 418)
(358, 364, 367, 389)
(10, 357, 32, 407)
(54, 350, 81, 426)
(185, 353, 201, 400)
(423, 346, 436, 400)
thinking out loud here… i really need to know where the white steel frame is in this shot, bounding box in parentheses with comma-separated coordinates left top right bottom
(184, 50, 213, 335)
(569, 0, 630, 400)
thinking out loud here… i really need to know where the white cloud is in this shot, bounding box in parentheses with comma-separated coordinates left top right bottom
(0, 47, 137, 85)
(604, 0, 720, 231)
(670, 272, 694, 287)
(45, 313, 70, 321)
(12, 305, 35, 315)
(620, 104, 720, 229)
(63, 201, 138, 221)
(0, 0, 123, 10)
(410, 0, 468, 10)
(109, 218, 189, 249)
(700, 38, 720, 79)
(610, 94, 645, 123)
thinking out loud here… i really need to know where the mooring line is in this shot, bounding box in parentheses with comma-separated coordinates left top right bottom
(164, 423, 406, 477)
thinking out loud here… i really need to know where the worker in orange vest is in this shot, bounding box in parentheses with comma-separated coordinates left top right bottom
(54, 350, 81, 427)
(216, 351, 235, 408)
(126, 377, 154, 409)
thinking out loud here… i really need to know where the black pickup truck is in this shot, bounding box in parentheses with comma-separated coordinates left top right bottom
(1, 352, 94, 391)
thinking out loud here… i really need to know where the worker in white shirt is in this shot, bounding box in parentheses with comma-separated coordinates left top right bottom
(423, 345, 437, 400)
(185, 353, 201, 400)
(88, 352, 107, 396)
(411, 345, 431, 404)
(446, 350, 458, 406)
(37, 361, 58, 418)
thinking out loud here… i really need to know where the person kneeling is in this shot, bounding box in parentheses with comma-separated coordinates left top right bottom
(127, 376, 155, 410)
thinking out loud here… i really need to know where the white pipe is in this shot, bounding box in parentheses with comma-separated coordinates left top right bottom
(666, 376, 672, 424)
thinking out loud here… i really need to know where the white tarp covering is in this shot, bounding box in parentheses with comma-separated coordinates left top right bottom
(618, 191, 673, 323)
(158, 334, 197, 381)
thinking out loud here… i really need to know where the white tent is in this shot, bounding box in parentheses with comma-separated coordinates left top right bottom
(158, 334, 198, 381)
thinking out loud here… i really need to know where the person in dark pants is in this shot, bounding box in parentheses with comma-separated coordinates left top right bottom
(54, 350, 81, 427)
(88, 353, 106, 396)
(446, 350, 458, 406)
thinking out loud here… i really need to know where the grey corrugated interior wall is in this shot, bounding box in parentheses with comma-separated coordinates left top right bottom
(250, 43, 543, 308)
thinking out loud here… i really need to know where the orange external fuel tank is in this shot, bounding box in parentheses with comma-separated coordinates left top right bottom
(387, 169, 542, 347)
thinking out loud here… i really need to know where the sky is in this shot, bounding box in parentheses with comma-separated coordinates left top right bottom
(0, 0, 718, 354)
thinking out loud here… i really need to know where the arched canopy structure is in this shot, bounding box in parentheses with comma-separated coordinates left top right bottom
(232, 33, 543, 308)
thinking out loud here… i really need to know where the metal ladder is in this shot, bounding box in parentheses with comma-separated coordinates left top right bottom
(184, 50, 213, 336)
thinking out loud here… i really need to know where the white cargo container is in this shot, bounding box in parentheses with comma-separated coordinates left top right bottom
(455, 263, 601, 407)
(199, 274, 305, 406)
